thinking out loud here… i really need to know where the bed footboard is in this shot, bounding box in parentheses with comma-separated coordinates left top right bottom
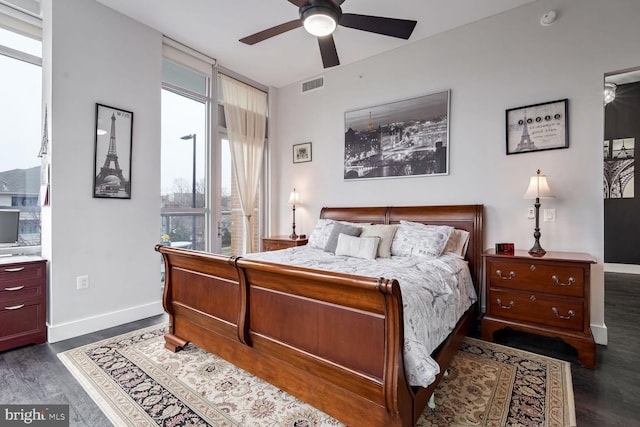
(157, 244, 415, 426)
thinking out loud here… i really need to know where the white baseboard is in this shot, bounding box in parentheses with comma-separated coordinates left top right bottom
(47, 300, 164, 343)
(591, 322, 607, 346)
(604, 263, 640, 274)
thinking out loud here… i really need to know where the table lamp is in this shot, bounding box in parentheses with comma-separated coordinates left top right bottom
(523, 169, 554, 255)
(288, 188, 300, 239)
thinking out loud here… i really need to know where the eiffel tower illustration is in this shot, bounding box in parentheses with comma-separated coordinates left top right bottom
(95, 113, 129, 196)
(515, 114, 537, 152)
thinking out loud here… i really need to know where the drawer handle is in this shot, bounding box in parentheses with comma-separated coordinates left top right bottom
(4, 267, 25, 272)
(552, 307, 575, 319)
(496, 270, 515, 280)
(4, 286, 25, 291)
(551, 275, 575, 286)
(4, 304, 25, 310)
(496, 298, 515, 309)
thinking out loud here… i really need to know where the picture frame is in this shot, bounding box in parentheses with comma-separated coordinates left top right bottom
(506, 99, 569, 155)
(344, 90, 450, 180)
(293, 142, 312, 163)
(93, 103, 133, 199)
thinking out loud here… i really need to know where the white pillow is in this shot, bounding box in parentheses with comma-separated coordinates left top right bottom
(390, 220, 453, 258)
(360, 224, 398, 258)
(335, 234, 381, 260)
(308, 219, 336, 249)
(443, 229, 471, 258)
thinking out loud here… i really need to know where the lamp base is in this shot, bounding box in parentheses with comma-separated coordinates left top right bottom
(289, 232, 298, 240)
(528, 240, 546, 256)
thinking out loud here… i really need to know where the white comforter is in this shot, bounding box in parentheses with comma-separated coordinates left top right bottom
(244, 246, 477, 387)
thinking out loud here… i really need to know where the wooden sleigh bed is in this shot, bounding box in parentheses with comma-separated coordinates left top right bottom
(156, 204, 484, 427)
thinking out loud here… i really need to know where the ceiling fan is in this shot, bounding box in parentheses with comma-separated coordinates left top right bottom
(239, 0, 417, 69)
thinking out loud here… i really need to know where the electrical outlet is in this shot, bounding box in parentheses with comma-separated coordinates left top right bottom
(527, 208, 535, 219)
(544, 208, 556, 222)
(77, 275, 89, 290)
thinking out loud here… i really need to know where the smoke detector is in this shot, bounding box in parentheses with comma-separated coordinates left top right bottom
(540, 10, 558, 26)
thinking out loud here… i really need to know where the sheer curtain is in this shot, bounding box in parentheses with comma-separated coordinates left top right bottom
(220, 74, 267, 254)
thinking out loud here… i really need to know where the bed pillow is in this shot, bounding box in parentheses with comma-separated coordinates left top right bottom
(360, 224, 398, 258)
(324, 222, 362, 253)
(443, 229, 471, 258)
(308, 219, 336, 249)
(390, 220, 453, 258)
(335, 234, 381, 260)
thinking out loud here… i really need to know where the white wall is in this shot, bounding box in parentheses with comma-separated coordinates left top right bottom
(42, 0, 163, 341)
(272, 0, 640, 345)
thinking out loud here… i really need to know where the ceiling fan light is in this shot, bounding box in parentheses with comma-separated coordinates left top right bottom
(303, 13, 336, 36)
(300, 0, 341, 37)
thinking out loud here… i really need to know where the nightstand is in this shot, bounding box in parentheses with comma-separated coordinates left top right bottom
(481, 249, 596, 368)
(262, 235, 308, 252)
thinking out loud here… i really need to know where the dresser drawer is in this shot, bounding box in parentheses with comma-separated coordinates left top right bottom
(487, 288, 584, 331)
(0, 300, 46, 340)
(0, 262, 46, 283)
(0, 281, 44, 303)
(486, 259, 584, 298)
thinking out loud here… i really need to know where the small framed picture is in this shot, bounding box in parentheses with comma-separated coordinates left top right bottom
(93, 103, 133, 199)
(506, 99, 568, 155)
(293, 142, 312, 163)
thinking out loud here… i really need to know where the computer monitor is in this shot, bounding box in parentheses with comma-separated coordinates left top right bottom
(0, 209, 20, 248)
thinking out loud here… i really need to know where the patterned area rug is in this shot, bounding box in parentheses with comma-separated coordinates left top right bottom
(58, 325, 575, 427)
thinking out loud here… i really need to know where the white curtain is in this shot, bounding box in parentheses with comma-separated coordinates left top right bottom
(220, 74, 267, 254)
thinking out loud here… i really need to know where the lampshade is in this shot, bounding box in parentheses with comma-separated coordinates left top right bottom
(604, 82, 617, 105)
(523, 170, 554, 199)
(300, 0, 341, 37)
(288, 189, 300, 205)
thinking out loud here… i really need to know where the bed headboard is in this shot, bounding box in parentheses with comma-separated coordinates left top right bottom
(320, 205, 484, 298)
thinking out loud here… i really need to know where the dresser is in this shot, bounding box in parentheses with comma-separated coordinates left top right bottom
(481, 249, 596, 368)
(0, 256, 47, 352)
(262, 235, 308, 252)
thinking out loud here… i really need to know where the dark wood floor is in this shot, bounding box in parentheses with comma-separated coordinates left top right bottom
(1, 273, 639, 426)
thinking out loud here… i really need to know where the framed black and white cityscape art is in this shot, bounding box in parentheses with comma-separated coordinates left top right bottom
(293, 142, 312, 163)
(506, 99, 569, 155)
(93, 103, 133, 199)
(344, 90, 450, 180)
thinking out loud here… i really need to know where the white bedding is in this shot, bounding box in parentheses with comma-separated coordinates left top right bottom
(244, 246, 477, 387)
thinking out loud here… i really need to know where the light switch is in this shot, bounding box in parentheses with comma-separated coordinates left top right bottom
(543, 208, 556, 222)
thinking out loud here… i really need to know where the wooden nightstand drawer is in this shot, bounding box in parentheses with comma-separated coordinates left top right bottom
(262, 236, 308, 252)
(487, 258, 584, 298)
(488, 288, 584, 332)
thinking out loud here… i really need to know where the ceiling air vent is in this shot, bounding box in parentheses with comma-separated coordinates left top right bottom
(301, 76, 324, 93)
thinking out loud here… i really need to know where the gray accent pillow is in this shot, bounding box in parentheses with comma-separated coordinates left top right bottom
(360, 224, 398, 258)
(324, 222, 362, 253)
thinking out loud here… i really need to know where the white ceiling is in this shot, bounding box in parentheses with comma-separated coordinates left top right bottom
(96, 1, 535, 88)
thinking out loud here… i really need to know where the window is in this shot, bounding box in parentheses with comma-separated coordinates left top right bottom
(0, 24, 42, 247)
(161, 62, 208, 251)
(161, 48, 268, 256)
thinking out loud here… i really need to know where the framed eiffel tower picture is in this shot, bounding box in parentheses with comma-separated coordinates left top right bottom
(93, 103, 133, 199)
(505, 99, 568, 155)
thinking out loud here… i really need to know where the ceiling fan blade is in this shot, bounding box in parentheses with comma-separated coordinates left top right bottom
(239, 19, 302, 45)
(340, 13, 417, 39)
(318, 35, 340, 68)
(288, 0, 306, 6)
